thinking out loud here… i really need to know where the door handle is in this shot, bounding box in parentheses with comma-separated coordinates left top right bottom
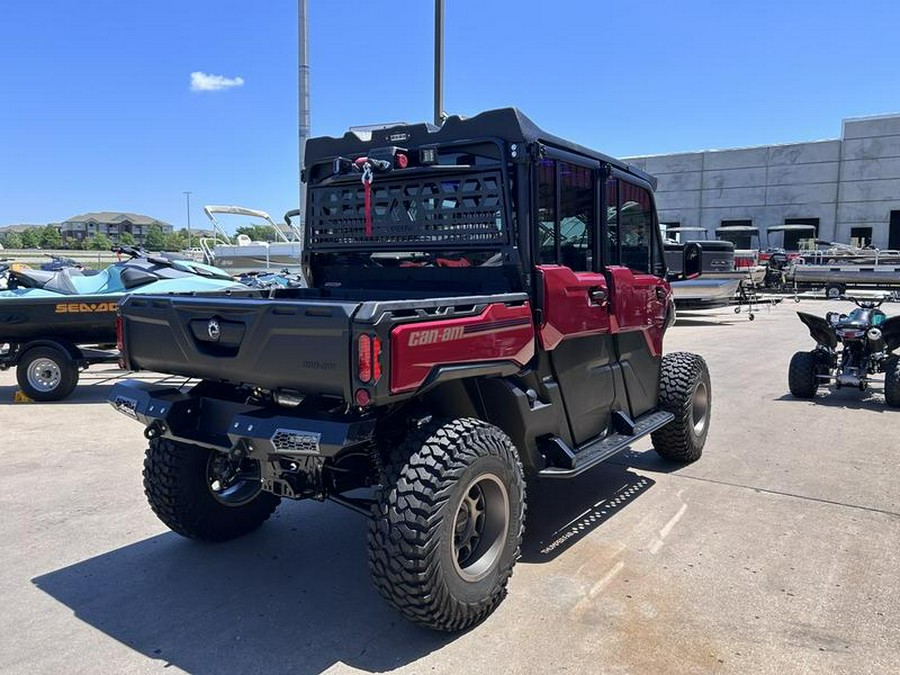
(655, 286, 667, 301)
(589, 287, 608, 304)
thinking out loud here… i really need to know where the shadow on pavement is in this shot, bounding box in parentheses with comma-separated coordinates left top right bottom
(33, 501, 452, 674)
(774, 390, 895, 413)
(520, 462, 655, 563)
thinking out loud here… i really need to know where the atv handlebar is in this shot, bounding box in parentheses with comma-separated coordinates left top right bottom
(848, 296, 884, 309)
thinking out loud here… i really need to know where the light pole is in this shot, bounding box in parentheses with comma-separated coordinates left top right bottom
(434, 0, 444, 126)
(183, 190, 192, 249)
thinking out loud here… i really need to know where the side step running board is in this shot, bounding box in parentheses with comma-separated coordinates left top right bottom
(538, 410, 674, 478)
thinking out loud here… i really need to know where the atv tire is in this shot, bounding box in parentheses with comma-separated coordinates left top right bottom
(651, 352, 711, 463)
(16, 345, 79, 401)
(885, 356, 900, 408)
(368, 418, 525, 632)
(143, 438, 280, 542)
(788, 351, 819, 399)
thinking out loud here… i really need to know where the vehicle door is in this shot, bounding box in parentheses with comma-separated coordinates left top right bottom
(603, 175, 669, 417)
(535, 156, 617, 446)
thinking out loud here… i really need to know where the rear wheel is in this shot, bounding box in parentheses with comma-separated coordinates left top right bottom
(368, 418, 525, 632)
(16, 345, 79, 401)
(885, 356, 900, 408)
(651, 352, 711, 463)
(788, 351, 819, 399)
(825, 284, 845, 300)
(143, 438, 280, 542)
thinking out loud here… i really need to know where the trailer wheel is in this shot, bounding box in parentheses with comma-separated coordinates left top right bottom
(143, 438, 280, 542)
(651, 352, 711, 462)
(825, 284, 845, 300)
(16, 345, 79, 401)
(788, 351, 819, 399)
(368, 418, 525, 632)
(885, 356, 900, 408)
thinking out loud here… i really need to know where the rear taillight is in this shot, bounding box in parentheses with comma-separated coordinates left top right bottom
(357, 334, 382, 384)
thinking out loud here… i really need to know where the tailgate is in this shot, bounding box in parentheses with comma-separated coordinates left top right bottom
(119, 295, 358, 397)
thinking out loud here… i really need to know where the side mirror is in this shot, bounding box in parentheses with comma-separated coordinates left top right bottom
(682, 242, 703, 279)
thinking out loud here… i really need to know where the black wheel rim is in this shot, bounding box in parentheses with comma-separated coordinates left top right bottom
(692, 381, 709, 435)
(206, 453, 263, 506)
(451, 473, 509, 583)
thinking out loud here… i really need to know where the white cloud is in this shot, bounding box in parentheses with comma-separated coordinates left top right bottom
(190, 71, 245, 92)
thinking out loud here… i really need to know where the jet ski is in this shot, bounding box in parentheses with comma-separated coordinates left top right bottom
(0, 247, 248, 400)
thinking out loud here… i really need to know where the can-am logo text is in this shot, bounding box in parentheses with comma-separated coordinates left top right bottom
(408, 326, 465, 346)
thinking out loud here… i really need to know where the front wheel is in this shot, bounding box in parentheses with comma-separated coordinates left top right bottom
(143, 438, 280, 542)
(788, 351, 819, 399)
(368, 418, 525, 632)
(651, 352, 711, 462)
(885, 356, 900, 408)
(16, 345, 79, 401)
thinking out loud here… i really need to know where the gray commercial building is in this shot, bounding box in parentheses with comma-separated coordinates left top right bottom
(626, 113, 900, 251)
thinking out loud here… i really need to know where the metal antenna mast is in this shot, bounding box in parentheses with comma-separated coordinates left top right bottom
(434, 0, 444, 126)
(298, 0, 311, 236)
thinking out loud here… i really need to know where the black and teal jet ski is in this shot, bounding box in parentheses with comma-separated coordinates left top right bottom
(0, 247, 248, 400)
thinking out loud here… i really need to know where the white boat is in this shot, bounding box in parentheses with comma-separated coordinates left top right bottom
(200, 205, 303, 275)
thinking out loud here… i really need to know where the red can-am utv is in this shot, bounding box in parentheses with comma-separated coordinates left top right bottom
(107, 108, 710, 631)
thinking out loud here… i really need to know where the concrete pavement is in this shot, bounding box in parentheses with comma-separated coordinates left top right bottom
(0, 299, 897, 674)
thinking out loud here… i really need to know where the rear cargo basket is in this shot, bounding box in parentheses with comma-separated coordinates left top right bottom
(308, 170, 506, 249)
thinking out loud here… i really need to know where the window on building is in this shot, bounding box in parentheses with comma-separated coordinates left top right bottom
(537, 159, 594, 271)
(850, 227, 872, 248)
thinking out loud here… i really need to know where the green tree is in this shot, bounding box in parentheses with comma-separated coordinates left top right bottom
(39, 225, 62, 249)
(144, 224, 166, 251)
(235, 224, 278, 242)
(177, 227, 194, 248)
(19, 228, 41, 249)
(119, 231, 136, 246)
(87, 233, 112, 251)
(2, 232, 23, 248)
(163, 231, 186, 252)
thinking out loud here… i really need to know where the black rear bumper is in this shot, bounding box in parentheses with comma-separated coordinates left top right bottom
(108, 380, 376, 457)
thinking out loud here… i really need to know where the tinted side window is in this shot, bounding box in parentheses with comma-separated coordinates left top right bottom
(558, 162, 593, 271)
(619, 181, 653, 273)
(605, 178, 619, 265)
(537, 159, 556, 264)
(536, 159, 594, 272)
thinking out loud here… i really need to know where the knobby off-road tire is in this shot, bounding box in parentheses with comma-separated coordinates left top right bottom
(368, 418, 526, 632)
(143, 438, 280, 542)
(788, 351, 819, 399)
(884, 356, 900, 408)
(651, 352, 711, 462)
(16, 345, 79, 401)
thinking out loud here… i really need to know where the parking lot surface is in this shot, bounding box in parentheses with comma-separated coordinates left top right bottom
(0, 299, 897, 674)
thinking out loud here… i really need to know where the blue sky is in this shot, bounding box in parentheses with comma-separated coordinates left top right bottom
(2, 0, 899, 231)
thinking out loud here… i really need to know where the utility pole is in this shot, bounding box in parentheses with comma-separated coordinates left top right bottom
(434, 0, 444, 126)
(183, 190, 192, 248)
(298, 0, 311, 237)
